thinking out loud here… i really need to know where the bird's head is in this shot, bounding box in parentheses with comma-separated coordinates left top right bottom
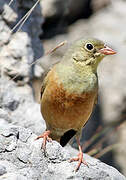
(64, 38, 116, 72)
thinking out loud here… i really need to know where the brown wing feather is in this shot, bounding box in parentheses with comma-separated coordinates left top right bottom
(94, 93, 98, 106)
(40, 62, 59, 99)
(40, 70, 50, 99)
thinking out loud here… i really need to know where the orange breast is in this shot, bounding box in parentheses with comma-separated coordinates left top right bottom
(41, 70, 97, 140)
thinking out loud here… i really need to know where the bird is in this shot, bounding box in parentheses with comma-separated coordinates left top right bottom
(36, 38, 116, 171)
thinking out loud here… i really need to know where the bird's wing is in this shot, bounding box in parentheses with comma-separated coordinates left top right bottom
(94, 92, 98, 106)
(82, 90, 98, 129)
(40, 69, 51, 100)
(40, 61, 59, 99)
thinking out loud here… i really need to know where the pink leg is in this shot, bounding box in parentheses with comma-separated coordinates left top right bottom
(70, 138, 89, 172)
(35, 130, 52, 150)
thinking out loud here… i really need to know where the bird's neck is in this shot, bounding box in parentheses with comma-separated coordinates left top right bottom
(73, 61, 95, 75)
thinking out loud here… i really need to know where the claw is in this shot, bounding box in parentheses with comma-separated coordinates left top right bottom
(35, 130, 52, 150)
(69, 137, 89, 172)
(70, 151, 88, 172)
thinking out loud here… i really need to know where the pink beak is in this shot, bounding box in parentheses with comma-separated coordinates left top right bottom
(99, 46, 116, 55)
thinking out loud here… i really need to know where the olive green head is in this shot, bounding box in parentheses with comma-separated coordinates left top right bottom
(63, 38, 116, 72)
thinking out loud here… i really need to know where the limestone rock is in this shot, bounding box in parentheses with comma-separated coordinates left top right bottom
(0, 18, 11, 46)
(41, 0, 69, 19)
(0, 0, 44, 82)
(2, 4, 18, 24)
(0, 76, 45, 135)
(0, 126, 125, 180)
(0, 32, 33, 83)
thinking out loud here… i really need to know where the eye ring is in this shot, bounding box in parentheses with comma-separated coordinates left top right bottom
(85, 43, 94, 51)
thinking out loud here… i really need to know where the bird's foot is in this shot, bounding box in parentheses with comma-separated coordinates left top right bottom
(70, 151, 89, 172)
(35, 130, 52, 150)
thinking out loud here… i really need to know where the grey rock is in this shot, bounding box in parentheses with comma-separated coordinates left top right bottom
(34, 64, 44, 78)
(0, 0, 18, 16)
(18, 127, 32, 143)
(41, 0, 69, 19)
(0, 76, 45, 135)
(0, 0, 6, 12)
(41, 0, 110, 21)
(0, 0, 44, 81)
(0, 173, 27, 180)
(0, 127, 18, 152)
(0, 126, 125, 180)
(91, 0, 110, 12)
(68, 0, 110, 21)
(16, 144, 32, 163)
(1, 125, 19, 138)
(4, 136, 17, 152)
(0, 18, 11, 46)
(46, 141, 70, 162)
(17, 0, 44, 60)
(0, 136, 5, 153)
(0, 109, 12, 124)
(0, 32, 34, 82)
(1, 92, 20, 111)
(0, 0, 126, 178)
(0, 161, 16, 174)
(0, 118, 10, 133)
(2, 4, 18, 24)
(0, 165, 7, 176)
(8, 32, 33, 60)
(115, 122, 126, 176)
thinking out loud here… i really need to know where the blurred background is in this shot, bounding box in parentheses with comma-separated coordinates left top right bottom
(0, 0, 126, 176)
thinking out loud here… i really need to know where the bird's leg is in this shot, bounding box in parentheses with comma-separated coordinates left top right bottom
(70, 137, 89, 172)
(35, 130, 52, 150)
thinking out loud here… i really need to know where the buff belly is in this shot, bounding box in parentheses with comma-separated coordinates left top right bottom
(41, 78, 97, 141)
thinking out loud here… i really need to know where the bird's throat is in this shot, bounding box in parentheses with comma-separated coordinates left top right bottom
(56, 63, 98, 94)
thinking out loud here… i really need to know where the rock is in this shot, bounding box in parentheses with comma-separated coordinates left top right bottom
(34, 64, 44, 78)
(0, 0, 9, 13)
(40, 0, 110, 39)
(41, 0, 69, 19)
(0, 76, 45, 135)
(0, 32, 34, 82)
(91, 0, 110, 12)
(0, 0, 126, 177)
(0, 173, 27, 180)
(0, 0, 44, 82)
(0, 18, 11, 46)
(68, 0, 110, 22)
(41, 0, 110, 22)
(0, 126, 125, 180)
(115, 122, 126, 176)
(0, 165, 7, 176)
(2, 4, 18, 24)
(18, 0, 44, 60)
(0, 109, 12, 124)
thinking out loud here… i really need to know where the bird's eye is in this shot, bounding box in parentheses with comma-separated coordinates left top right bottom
(85, 43, 94, 51)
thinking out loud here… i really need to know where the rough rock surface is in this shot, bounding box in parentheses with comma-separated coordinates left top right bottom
(0, 76, 45, 135)
(0, 75, 125, 179)
(0, 0, 126, 178)
(0, 32, 33, 83)
(41, 0, 110, 21)
(0, 126, 125, 180)
(41, 0, 69, 19)
(0, 0, 43, 82)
